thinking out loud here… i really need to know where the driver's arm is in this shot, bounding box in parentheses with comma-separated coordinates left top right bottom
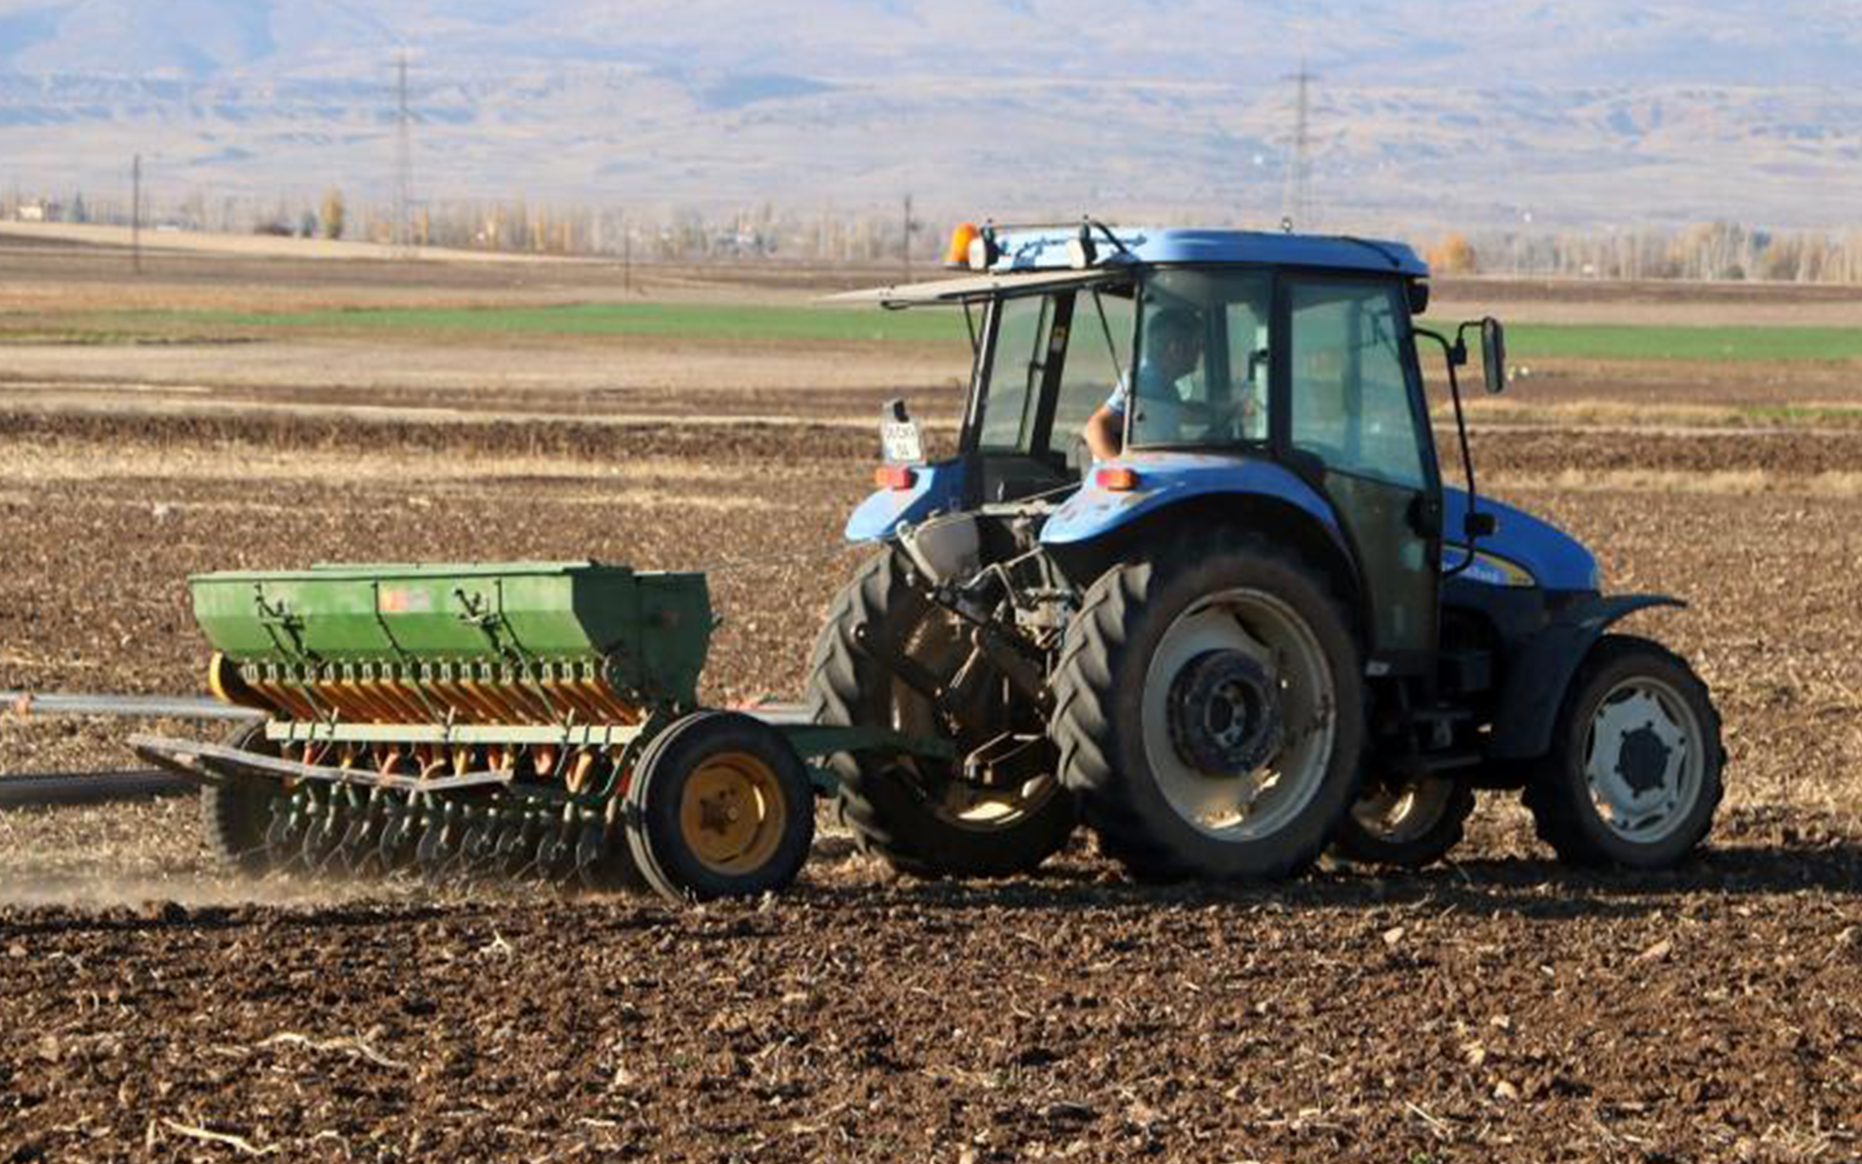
(1083, 402, 1123, 460)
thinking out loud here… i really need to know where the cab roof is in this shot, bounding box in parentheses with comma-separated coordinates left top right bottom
(989, 226, 1428, 277)
(829, 225, 1429, 308)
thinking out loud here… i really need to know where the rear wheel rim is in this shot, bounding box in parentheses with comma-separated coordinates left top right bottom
(1141, 587, 1337, 840)
(1583, 675, 1704, 844)
(679, 751, 787, 875)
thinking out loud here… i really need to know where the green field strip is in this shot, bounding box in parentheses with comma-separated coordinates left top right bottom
(1501, 323, 1862, 362)
(111, 301, 972, 343)
(4, 302, 1859, 361)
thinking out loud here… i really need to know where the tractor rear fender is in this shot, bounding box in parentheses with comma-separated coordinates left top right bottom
(1486, 594, 1685, 760)
(844, 459, 966, 543)
(1042, 455, 1343, 549)
(1039, 463, 1364, 630)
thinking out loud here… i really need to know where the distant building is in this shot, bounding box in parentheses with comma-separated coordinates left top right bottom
(15, 199, 62, 222)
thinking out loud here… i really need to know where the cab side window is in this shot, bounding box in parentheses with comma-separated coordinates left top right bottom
(977, 295, 1054, 451)
(1288, 281, 1427, 488)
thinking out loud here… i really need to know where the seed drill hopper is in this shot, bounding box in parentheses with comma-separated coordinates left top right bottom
(134, 561, 942, 900)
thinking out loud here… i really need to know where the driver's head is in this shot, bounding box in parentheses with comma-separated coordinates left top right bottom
(1147, 307, 1204, 380)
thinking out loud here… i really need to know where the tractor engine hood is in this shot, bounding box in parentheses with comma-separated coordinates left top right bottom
(1446, 488, 1599, 592)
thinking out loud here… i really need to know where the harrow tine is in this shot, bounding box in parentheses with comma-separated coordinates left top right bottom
(302, 799, 349, 873)
(456, 821, 503, 880)
(264, 800, 311, 876)
(533, 827, 574, 883)
(378, 808, 417, 873)
(332, 803, 385, 878)
(415, 817, 459, 873)
(572, 820, 607, 886)
(495, 817, 537, 877)
(434, 818, 486, 883)
(334, 792, 384, 876)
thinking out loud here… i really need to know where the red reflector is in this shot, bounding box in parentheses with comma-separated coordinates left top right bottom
(1095, 467, 1139, 492)
(875, 465, 918, 490)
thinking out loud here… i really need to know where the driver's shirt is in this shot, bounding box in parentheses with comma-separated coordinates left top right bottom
(1103, 361, 1266, 444)
(1102, 358, 1179, 420)
(1103, 358, 1208, 448)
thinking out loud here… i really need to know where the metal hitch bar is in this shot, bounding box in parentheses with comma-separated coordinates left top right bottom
(129, 733, 518, 794)
(3, 690, 264, 721)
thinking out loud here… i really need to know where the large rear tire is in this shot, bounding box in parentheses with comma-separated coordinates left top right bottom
(1050, 534, 1365, 881)
(199, 722, 285, 876)
(1523, 634, 1724, 869)
(805, 551, 1076, 878)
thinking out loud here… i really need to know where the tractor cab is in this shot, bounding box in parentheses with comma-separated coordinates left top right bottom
(843, 223, 1491, 672)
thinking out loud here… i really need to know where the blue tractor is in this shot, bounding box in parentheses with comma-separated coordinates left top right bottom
(807, 222, 1724, 881)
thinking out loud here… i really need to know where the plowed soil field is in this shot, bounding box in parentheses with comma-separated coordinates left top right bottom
(4, 249, 1862, 1162)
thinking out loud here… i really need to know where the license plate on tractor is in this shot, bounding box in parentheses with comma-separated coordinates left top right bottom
(881, 419, 923, 464)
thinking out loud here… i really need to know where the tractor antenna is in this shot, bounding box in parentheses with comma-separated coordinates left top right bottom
(1280, 60, 1317, 232)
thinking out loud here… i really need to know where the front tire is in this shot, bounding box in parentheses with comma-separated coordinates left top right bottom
(1050, 534, 1365, 881)
(1524, 634, 1724, 869)
(805, 551, 1075, 878)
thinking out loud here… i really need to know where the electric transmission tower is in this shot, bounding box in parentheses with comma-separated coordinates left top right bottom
(393, 52, 414, 256)
(1279, 61, 1317, 231)
(902, 193, 916, 282)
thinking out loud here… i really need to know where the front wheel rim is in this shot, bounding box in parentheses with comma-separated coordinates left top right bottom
(1582, 676, 1704, 844)
(1140, 587, 1338, 840)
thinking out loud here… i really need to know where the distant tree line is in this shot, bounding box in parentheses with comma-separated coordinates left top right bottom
(4, 184, 1861, 284)
(1428, 222, 1862, 284)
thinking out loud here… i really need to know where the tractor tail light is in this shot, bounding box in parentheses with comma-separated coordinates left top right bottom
(1095, 467, 1140, 492)
(875, 465, 918, 490)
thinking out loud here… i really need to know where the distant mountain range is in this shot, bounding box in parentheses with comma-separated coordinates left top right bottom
(0, 0, 1857, 230)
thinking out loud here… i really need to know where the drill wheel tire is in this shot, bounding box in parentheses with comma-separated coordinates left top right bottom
(1331, 774, 1475, 869)
(199, 723, 287, 876)
(1524, 634, 1725, 870)
(624, 711, 815, 902)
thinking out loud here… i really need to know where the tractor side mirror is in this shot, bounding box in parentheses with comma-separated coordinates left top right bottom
(1480, 317, 1507, 394)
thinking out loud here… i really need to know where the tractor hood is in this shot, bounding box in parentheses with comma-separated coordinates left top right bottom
(1446, 489, 1599, 592)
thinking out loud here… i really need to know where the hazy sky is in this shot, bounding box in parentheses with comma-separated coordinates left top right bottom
(0, 0, 1857, 87)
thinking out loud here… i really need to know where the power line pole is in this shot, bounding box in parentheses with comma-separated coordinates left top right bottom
(393, 52, 413, 256)
(902, 193, 914, 282)
(130, 153, 142, 274)
(1280, 61, 1317, 231)
(621, 213, 633, 293)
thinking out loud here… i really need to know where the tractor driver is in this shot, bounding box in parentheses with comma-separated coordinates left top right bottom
(1081, 306, 1205, 461)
